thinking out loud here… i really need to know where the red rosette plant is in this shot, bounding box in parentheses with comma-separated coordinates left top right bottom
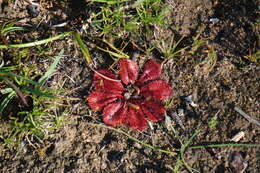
(87, 58, 172, 131)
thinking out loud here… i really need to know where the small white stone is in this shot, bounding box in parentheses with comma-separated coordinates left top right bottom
(210, 18, 220, 24)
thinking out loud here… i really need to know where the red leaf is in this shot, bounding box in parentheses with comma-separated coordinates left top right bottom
(87, 91, 122, 112)
(94, 69, 124, 94)
(140, 80, 172, 100)
(141, 101, 165, 122)
(126, 106, 147, 131)
(103, 101, 127, 126)
(137, 60, 161, 84)
(119, 58, 139, 85)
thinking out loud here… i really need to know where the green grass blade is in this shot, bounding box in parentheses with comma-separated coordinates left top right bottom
(96, 45, 129, 59)
(22, 86, 54, 98)
(0, 90, 16, 115)
(180, 130, 200, 173)
(132, 0, 146, 7)
(38, 49, 64, 85)
(1, 21, 22, 34)
(0, 88, 14, 94)
(0, 73, 57, 95)
(0, 65, 17, 72)
(0, 59, 5, 70)
(0, 72, 41, 87)
(74, 32, 92, 64)
(1, 26, 24, 34)
(102, 40, 130, 58)
(0, 59, 4, 68)
(91, 0, 128, 5)
(189, 143, 260, 149)
(0, 32, 72, 49)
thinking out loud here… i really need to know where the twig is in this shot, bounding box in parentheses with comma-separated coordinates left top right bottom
(234, 106, 260, 127)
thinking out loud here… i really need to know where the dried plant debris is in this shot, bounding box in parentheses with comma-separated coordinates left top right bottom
(231, 131, 245, 142)
(228, 151, 248, 173)
(167, 109, 185, 130)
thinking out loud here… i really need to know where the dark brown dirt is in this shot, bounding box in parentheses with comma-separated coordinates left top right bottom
(0, 0, 259, 173)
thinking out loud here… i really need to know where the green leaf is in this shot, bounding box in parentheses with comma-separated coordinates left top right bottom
(38, 49, 64, 85)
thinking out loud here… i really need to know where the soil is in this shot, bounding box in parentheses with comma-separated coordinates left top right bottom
(0, 0, 259, 173)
